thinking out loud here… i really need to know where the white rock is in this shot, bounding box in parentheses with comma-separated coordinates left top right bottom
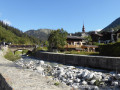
(30, 61, 34, 64)
(36, 66, 44, 73)
(93, 75, 102, 81)
(111, 81, 119, 86)
(72, 83, 79, 89)
(81, 80, 87, 85)
(40, 60, 44, 65)
(90, 80, 96, 85)
(67, 66, 75, 69)
(86, 73, 94, 80)
(82, 71, 89, 78)
(74, 78, 81, 83)
(67, 79, 73, 85)
(62, 78, 67, 82)
(94, 86, 99, 90)
(115, 74, 120, 80)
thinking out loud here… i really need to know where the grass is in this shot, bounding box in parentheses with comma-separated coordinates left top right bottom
(36, 46, 48, 51)
(4, 50, 21, 61)
(22, 50, 29, 54)
(64, 50, 99, 55)
(54, 82, 60, 86)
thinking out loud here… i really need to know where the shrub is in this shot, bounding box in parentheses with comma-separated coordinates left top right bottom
(4, 50, 21, 61)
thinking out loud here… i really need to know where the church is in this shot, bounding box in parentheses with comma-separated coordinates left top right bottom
(81, 24, 88, 38)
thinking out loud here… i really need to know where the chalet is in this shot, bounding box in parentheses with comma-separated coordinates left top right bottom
(65, 35, 85, 50)
(116, 29, 120, 41)
(65, 24, 98, 52)
(90, 31, 103, 43)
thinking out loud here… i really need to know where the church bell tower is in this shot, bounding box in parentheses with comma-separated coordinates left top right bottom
(82, 24, 85, 33)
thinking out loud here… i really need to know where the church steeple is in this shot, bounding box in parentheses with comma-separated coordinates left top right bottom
(82, 24, 85, 33)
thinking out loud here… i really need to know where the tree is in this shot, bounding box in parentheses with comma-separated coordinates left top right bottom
(48, 28, 67, 51)
(84, 35, 92, 45)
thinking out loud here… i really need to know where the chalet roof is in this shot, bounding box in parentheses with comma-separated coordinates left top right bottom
(93, 33, 103, 37)
(67, 36, 84, 40)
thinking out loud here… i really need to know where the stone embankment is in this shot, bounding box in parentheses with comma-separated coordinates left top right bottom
(0, 50, 71, 90)
(35, 51, 120, 71)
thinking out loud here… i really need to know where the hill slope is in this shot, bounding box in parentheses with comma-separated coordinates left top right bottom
(25, 29, 52, 41)
(102, 17, 120, 32)
(0, 20, 41, 45)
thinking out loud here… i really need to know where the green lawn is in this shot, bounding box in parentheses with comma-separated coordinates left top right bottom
(64, 50, 99, 55)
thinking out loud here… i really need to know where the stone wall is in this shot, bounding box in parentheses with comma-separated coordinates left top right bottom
(35, 51, 120, 71)
(0, 74, 12, 90)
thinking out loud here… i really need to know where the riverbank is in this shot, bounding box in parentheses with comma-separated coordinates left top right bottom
(14, 55, 120, 90)
(0, 51, 71, 90)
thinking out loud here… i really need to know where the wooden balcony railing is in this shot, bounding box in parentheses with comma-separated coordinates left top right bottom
(64, 45, 82, 48)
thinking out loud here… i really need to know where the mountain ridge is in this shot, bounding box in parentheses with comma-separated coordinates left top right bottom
(25, 29, 52, 41)
(102, 17, 120, 32)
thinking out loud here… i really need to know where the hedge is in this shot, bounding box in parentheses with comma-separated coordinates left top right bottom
(99, 42, 120, 56)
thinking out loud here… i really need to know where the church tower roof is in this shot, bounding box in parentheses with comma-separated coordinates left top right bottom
(82, 24, 85, 33)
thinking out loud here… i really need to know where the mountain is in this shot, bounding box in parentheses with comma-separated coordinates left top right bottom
(102, 17, 120, 32)
(0, 20, 41, 45)
(25, 29, 52, 41)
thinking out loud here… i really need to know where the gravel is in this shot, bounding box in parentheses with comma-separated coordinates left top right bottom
(0, 51, 71, 90)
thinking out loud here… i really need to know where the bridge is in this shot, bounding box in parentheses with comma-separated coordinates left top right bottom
(8, 45, 36, 52)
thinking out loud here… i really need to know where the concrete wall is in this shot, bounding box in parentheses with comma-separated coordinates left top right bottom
(35, 51, 120, 71)
(0, 74, 12, 90)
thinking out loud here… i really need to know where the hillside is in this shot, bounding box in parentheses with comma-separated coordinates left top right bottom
(0, 21, 41, 45)
(25, 29, 52, 41)
(102, 17, 120, 32)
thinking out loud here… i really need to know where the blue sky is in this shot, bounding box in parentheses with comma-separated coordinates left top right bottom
(0, 0, 120, 33)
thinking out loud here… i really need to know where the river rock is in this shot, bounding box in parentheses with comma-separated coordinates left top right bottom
(94, 86, 99, 90)
(36, 66, 44, 74)
(67, 79, 73, 85)
(90, 79, 96, 85)
(86, 73, 94, 80)
(74, 78, 81, 83)
(81, 71, 89, 78)
(115, 74, 120, 80)
(72, 83, 79, 89)
(67, 66, 75, 69)
(111, 81, 119, 86)
(81, 80, 87, 85)
(39, 60, 44, 65)
(93, 74, 102, 81)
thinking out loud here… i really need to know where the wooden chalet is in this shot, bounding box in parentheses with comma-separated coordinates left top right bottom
(65, 35, 85, 49)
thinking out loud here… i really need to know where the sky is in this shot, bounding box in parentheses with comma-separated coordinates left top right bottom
(0, 0, 120, 33)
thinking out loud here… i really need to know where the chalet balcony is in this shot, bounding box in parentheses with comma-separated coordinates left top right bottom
(64, 44, 82, 48)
